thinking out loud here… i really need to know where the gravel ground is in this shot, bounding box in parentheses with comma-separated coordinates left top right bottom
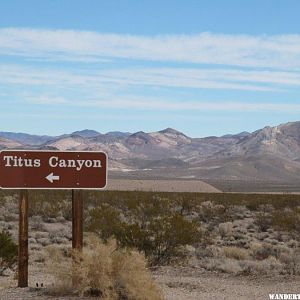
(0, 266, 299, 300)
(154, 267, 300, 300)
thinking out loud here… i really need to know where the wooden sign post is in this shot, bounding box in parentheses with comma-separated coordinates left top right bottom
(18, 190, 28, 288)
(71, 189, 83, 287)
(72, 190, 83, 251)
(0, 150, 107, 288)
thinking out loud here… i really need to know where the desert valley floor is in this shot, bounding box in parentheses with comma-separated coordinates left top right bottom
(0, 179, 299, 299)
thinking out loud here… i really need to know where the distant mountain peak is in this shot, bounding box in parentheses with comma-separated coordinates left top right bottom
(130, 131, 147, 137)
(222, 131, 251, 138)
(125, 131, 157, 146)
(71, 129, 100, 138)
(238, 131, 251, 137)
(159, 128, 186, 136)
(105, 131, 131, 138)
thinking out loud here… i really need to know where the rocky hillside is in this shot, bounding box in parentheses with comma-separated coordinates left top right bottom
(1, 122, 300, 183)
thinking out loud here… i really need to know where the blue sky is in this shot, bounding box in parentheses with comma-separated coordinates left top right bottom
(0, 0, 300, 137)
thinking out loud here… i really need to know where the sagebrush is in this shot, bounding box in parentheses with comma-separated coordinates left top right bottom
(0, 230, 18, 275)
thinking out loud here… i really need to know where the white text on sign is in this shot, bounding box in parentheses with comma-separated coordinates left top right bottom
(3, 156, 102, 171)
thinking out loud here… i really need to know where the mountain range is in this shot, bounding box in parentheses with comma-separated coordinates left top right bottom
(1, 121, 300, 185)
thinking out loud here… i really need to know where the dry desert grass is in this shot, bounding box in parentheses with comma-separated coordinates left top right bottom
(45, 236, 163, 299)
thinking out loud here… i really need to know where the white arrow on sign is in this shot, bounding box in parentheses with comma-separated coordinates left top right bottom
(46, 173, 60, 183)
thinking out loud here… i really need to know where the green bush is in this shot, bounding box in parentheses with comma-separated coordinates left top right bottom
(197, 202, 230, 225)
(88, 204, 123, 242)
(88, 203, 202, 265)
(121, 213, 202, 265)
(0, 230, 18, 275)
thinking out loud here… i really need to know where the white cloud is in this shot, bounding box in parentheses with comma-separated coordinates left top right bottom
(24, 94, 300, 114)
(77, 99, 300, 113)
(94, 68, 300, 90)
(1, 28, 300, 69)
(3, 64, 300, 92)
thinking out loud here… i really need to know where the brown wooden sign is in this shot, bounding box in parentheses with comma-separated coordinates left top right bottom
(0, 150, 107, 189)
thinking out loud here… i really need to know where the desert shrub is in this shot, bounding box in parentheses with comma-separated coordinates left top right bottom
(0, 195, 6, 206)
(197, 201, 230, 226)
(30, 215, 45, 231)
(88, 204, 123, 242)
(202, 258, 242, 274)
(88, 202, 202, 265)
(29, 190, 71, 220)
(140, 214, 202, 264)
(239, 257, 284, 275)
(46, 236, 163, 300)
(218, 259, 243, 274)
(249, 242, 278, 260)
(86, 190, 300, 217)
(112, 244, 163, 299)
(222, 246, 249, 260)
(0, 230, 18, 275)
(4, 189, 299, 215)
(255, 211, 272, 232)
(271, 208, 300, 233)
(0, 191, 16, 206)
(279, 249, 300, 275)
(218, 222, 233, 238)
(174, 195, 200, 216)
(202, 254, 285, 275)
